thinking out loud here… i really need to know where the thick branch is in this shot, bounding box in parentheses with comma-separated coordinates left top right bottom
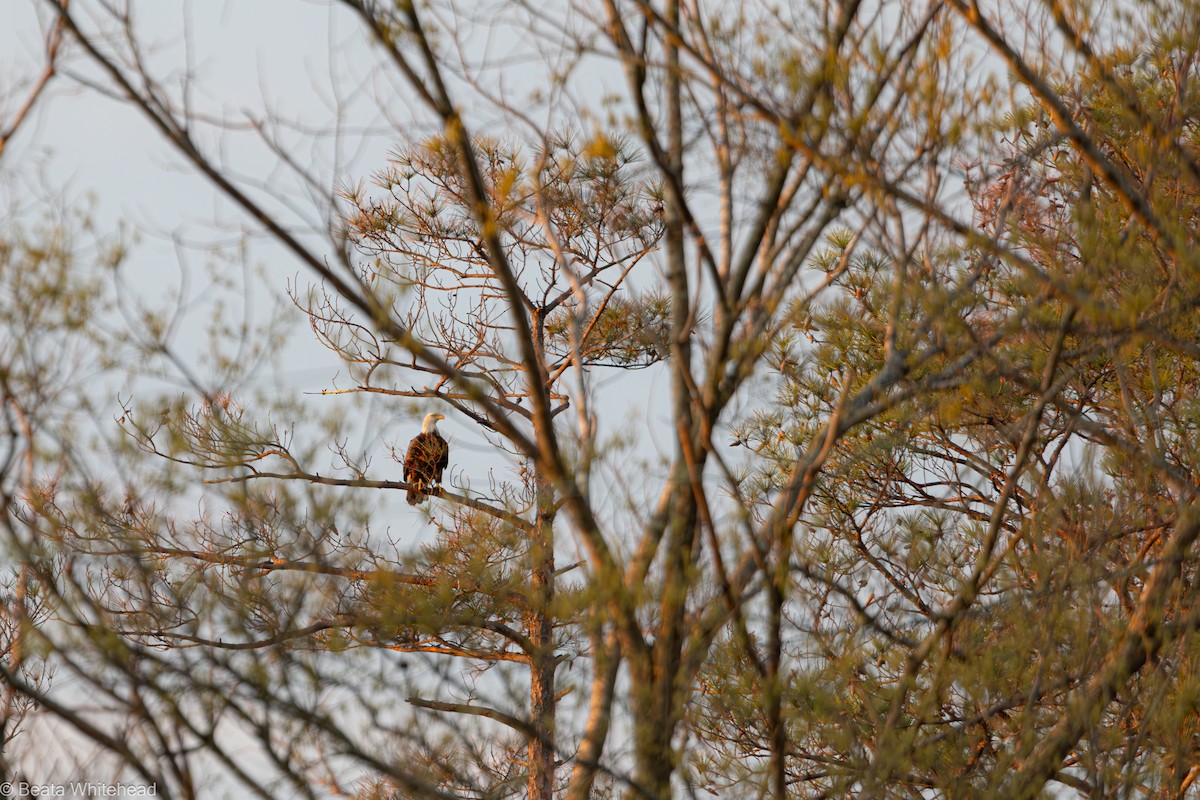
(204, 469, 531, 531)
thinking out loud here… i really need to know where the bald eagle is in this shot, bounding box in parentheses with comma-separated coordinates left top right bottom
(404, 413, 448, 505)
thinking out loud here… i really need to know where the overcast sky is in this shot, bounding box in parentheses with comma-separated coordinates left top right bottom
(3, 0, 686, 558)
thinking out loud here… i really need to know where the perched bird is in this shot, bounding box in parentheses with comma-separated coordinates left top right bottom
(404, 412, 449, 505)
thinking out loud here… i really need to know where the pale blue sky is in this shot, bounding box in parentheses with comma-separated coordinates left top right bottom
(3, 0, 678, 565)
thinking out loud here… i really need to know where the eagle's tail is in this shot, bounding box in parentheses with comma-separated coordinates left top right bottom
(407, 488, 422, 505)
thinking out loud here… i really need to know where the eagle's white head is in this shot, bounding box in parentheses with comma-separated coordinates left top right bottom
(421, 412, 446, 433)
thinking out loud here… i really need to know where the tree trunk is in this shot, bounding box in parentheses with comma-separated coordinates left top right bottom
(528, 482, 557, 800)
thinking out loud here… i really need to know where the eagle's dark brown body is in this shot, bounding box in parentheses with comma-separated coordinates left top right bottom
(404, 416, 448, 505)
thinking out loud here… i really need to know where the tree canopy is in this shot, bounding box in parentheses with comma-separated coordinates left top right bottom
(3, 0, 1200, 798)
